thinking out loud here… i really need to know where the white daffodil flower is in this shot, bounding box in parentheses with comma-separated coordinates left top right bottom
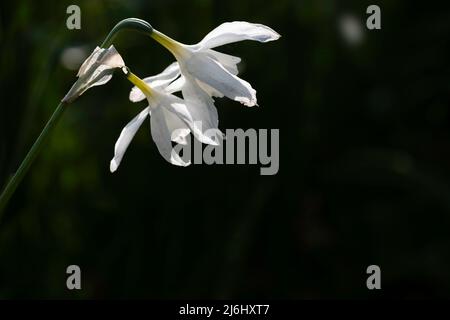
(62, 45, 125, 103)
(110, 68, 220, 172)
(149, 21, 280, 107)
(128, 62, 224, 144)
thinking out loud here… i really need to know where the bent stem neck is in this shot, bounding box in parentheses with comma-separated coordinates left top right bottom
(101, 18, 153, 48)
(0, 18, 155, 221)
(150, 30, 186, 58)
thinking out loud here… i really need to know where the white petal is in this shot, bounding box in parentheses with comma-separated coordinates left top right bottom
(152, 85, 221, 145)
(207, 50, 241, 75)
(171, 128, 190, 145)
(129, 62, 181, 102)
(184, 52, 257, 106)
(165, 76, 185, 94)
(150, 107, 190, 166)
(197, 80, 224, 98)
(110, 107, 150, 172)
(180, 77, 224, 143)
(197, 21, 280, 50)
(162, 107, 191, 145)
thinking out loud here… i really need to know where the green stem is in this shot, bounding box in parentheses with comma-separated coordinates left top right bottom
(0, 18, 154, 221)
(0, 102, 67, 218)
(101, 18, 153, 48)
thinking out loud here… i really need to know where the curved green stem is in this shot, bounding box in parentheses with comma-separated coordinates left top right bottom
(0, 102, 67, 218)
(101, 18, 153, 48)
(0, 18, 154, 222)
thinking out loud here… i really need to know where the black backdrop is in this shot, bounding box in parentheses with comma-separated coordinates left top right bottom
(1, 0, 450, 298)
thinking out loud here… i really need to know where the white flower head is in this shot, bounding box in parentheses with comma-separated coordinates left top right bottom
(129, 22, 280, 141)
(150, 21, 281, 107)
(62, 45, 125, 103)
(110, 21, 280, 172)
(110, 67, 221, 172)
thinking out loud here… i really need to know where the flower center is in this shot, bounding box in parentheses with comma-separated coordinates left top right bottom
(126, 71, 154, 99)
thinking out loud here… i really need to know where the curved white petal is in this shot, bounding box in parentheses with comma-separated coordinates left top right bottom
(110, 107, 150, 172)
(184, 52, 257, 106)
(165, 76, 185, 94)
(162, 107, 191, 145)
(150, 84, 220, 145)
(207, 50, 241, 75)
(129, 62, 181, 102)
(180, 76, 224, 143)
(167, 94, 221, 146)
(197, 21, 280, 50)
(197, 80, 224, 98)
(150, 107, 190, 166)
(171, 128, 190, 145)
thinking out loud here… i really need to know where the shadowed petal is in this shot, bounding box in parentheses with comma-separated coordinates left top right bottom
(162, 107, 191, 145)
(150, 107, 190, 166)
(110, 107, 150, 172)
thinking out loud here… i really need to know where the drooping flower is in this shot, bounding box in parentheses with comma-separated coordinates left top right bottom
(149, 21, 280, 107)
(128, 22, 280, 140)
(110, 67, 220, 172)
(128, 61, 225, 144)
(62, 45, 125, 103)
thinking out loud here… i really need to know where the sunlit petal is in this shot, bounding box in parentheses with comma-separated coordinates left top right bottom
(207, 50, 241, 75)
(129, 62, 181, 102)
(185, 52, 257, 106)
(197, 21, 280, 50)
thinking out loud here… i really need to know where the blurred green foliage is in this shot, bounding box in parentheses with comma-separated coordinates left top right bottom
(1, 0, 450, 298)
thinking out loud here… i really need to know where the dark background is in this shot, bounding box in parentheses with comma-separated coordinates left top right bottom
(1, 0, 450, 298)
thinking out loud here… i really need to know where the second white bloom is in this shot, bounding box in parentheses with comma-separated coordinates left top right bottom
(110, 67, 220, 172)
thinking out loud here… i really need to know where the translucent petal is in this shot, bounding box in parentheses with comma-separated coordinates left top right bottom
(207, 50, 241, 75)
(150, 107, 190, 166)
(63, 45, 125, 103)
(110, 107, 150, 172)
(184, 52, 257, 106)
(197, 21, 280, 50)
(129, 62, 181, 102)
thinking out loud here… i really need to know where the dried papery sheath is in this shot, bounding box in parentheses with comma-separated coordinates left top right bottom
(62, 45, 125, 103)
(0, 19, 154, 217)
